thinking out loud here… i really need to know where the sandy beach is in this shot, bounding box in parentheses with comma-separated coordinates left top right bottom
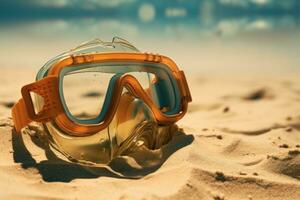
(0, 67, 299, 200)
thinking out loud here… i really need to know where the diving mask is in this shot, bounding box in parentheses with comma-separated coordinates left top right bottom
(11, 37, 192, 165)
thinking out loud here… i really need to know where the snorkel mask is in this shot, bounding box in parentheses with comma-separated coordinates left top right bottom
(12, 37, 192, 166)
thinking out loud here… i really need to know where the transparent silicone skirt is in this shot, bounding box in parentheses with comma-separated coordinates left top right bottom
(40, 88, 157, 165)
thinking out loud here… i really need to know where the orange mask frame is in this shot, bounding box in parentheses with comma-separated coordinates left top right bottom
(12, 52, 192, 137)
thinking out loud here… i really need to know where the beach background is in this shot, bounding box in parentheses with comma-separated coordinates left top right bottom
(0, 0, 300, 199)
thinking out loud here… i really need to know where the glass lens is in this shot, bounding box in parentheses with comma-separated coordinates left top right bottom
(119, 70, 177, 114)
(61, 62, 178, 124)
(62, 70, 114, 120)
(147, 69, 177, 114)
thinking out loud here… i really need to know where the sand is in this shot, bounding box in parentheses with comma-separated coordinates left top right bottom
(0, 68, 300, 200)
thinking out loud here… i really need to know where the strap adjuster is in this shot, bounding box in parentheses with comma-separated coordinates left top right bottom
(21, 76, 62, 122)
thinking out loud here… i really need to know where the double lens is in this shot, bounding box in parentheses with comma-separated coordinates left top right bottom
(61, 62, 179, 124)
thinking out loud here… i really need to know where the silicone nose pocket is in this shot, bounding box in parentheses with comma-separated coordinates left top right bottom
(109, 91, 156, 150)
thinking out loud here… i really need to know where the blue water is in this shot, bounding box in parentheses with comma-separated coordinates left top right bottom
(0, 1, 299, 74)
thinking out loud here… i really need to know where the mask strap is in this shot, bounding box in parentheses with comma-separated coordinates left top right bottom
(11, 99, 32, 132)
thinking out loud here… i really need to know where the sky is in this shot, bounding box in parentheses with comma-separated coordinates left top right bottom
(1, 0, 299, 21)
(0, 0, 299, 74)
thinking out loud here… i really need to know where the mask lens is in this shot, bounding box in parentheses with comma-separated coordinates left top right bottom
(147, 70, 177, 114)
(126, 71, 152, 89)
(60, 62, 179, 124)
(125, 67, 178, 115)
(62, 70, 114, 121)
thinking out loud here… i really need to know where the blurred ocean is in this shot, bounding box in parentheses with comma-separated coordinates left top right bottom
(0, 0, 299, 74)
